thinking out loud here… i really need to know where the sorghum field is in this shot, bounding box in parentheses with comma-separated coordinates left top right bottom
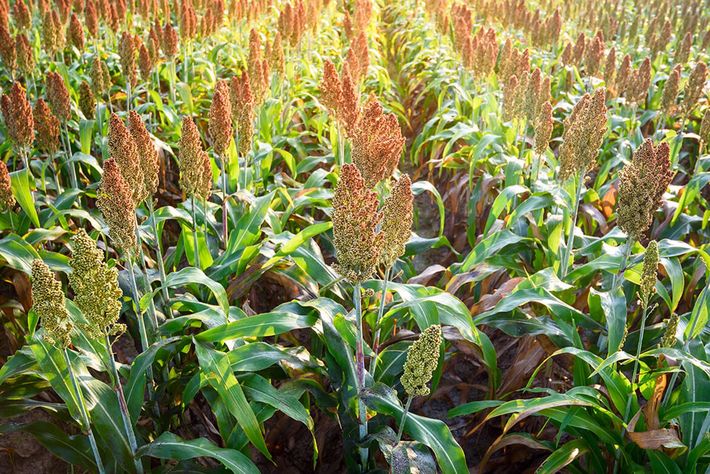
(0, 0, 709, 472)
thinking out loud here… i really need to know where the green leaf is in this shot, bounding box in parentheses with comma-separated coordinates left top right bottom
(10, 168, 40, 227)
(136, 432, 259, 474)
(588, 288, 627, 356)
(535, 439, 589, 474)
(160, 267, 230, 321)
(362, 383, 467, 474)
(194, 340, 271, 460)
(196, 310, 317, 343)
(0, 234, 39, 273)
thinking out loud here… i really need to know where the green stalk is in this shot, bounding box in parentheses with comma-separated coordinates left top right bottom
(134, 224, 159, 336)
(63, 123, 78, 189)
(559, 170, 584, 279)
(368, 267, 391, 375)
(63, 349, 105, 474)
(622, 303, 649, 424)
(104, 336, 143, 474)
(191, 195, 201, 269)
(169, 60, 176, 104)
(147, 199, 170, 312)
(218, 152, 229, 247)
(353, 283, 368, 469)
(611, 238, 634, 292)
(396, 396, 413, 443)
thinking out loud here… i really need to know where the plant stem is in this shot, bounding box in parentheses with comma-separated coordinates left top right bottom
(147, 199, 170, 312)
(218, 152, 229, 247)
(63, 123, 78, 188)
(622, 303, 649, 424)
(104, 336, 143, 474)
(368, 267, 391, 375)
(191, 195, 201, 269)
(396, 396, 413, 443)
(63, 349, 105, 474)
(559, 170, 584, 279)
(611, 237, 634, 292)
(353, 283, 368, 469)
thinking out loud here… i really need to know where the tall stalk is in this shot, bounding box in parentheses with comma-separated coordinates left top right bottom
(104, 336, 143, 474)
(146, 199, 170, 311)
(191, 195, 201, 269)
(622, 303, 650, 424)
(353, 283, 368, 469)
(611, 238, 634, 292)
(63, 123, 78, 189)
(368, 267, 391, 375)
(396, 395, 413, 443)
(559, 170, 584, 279)
(63, 349, 105, 474)
(219, 153, 229, 247)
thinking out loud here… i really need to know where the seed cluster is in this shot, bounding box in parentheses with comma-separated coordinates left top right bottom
(31, 259, 74, 348)
(332, 164, 383, 284)
(350, 95, 405, 188)
(639, 240, 659, 307)
(33, 99, 60, 156)
(380, 175, 414, 269)
(1, 82, 34, 152)
(128, 111, 160, 198)
(617, 140, 673, 241)
(97, 158, 137, 255)
(209, 79, 233, 156)
(0, 160, 14, 212)
(69, 229, 125, 339)
(558, 88, 607, 181)
(401, 325, 442, 397)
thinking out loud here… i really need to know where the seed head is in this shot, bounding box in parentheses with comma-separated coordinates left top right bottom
(32, 259, 74, 348)
(109, 113, 146, 205)
(380, 175, 413, 269)
(78, 81, 96, 120)
(85, 0, 99, 37)
(1, 82, 34, 151)
(617, 139, 673, 241)
(401, 325, 441, 397)
(179, 116, 207, 197)
(558, 88, 607, 181)
(639, 240, 659, 307)
(0, 23, 16, 74)
(196, 150, 212, 200)
(138, 41, 153, 80)
(660, 65, 681, 116)
(46, 71, 71, 123)
(627, 58, 651, 106)
(15, 34, 34, 77)
(332, 163, 383, 283)
(660, 312, 679, 348)
(13, 0, 31, 31)
(502, 75, 519, 122)
(90, 56, 111, 97)
(162, 22, 179, 58)
(534, 101, 553, 155)
(616, 54, 631, 99)
(603, 47, 616, 90)
(119, 31, 138, 87)
(584, 34, 604, 77)
(68, 13, 85, 50)
(320, 59, 342, 114)
(700, 109, 710, 147)
(270, 32, 285, 77)
(0, 160, 14, 212)
(97, 158, 137, 254)
(33, 99, 61, 156)
(339, 64, 360, 136)
(351, 95, 405, 188)
(674, 32, 692, 66)
(681, 61, 707, 115)
(208, 79, 233, 155)
(229, 73, 255, 156)
(69, 229, 125, 339)
(127, 111, 159, 198)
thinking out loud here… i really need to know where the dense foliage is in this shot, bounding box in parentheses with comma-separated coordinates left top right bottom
(0, 0, 709, 472)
